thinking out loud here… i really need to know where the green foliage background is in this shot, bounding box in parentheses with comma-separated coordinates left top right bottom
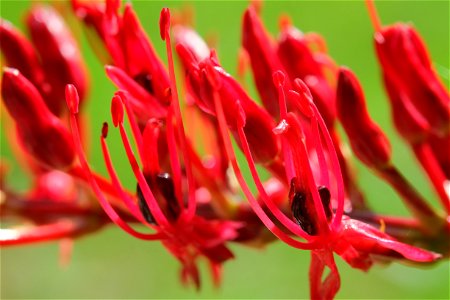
(1, 0, 449, 298)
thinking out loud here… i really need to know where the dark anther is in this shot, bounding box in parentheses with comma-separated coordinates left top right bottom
(289, 178, 317, 235)
(136, 173, 181, 224)
(137, 177, 156, 224)
(155, 172, 181, 221)
(318, 186, 332, 221)
(134, 72, 154, 94)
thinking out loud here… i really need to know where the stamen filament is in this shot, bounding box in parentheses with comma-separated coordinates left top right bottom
(237, 121, 311, 239)
(212, 85, 315, 250)
(162, 9, 197, 221)
(142, 119, 161, 176)
(282, 114, 330, 234)
(311, 117, 330, 188)
(119, 92, 144, 159)
(166, 107, 184, 210)
(69, 113, 161, 239)
(100, 128, 150, 223)
(118, 122, 170, 227)
(310, 105, 345, 230)
(274, 73, 295, 182)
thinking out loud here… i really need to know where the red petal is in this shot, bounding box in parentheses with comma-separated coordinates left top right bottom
(342, 218, 441, 262)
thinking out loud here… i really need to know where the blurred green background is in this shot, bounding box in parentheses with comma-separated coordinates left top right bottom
(1, 0, 449, 298)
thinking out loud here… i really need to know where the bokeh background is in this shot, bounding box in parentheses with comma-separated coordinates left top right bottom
(1, 0, 449, 298)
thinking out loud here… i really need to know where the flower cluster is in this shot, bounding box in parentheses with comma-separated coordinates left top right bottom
(1, 1, 448, 298)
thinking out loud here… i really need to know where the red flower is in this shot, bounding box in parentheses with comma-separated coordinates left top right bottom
(1, 1, 448, 299)
(63, 8, 242, 289)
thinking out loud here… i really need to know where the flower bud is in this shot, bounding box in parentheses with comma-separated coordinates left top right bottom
(1, 68, 75, 169)
(336, 67, 391, 168)
(277, 24, 336, 127)
(0, 19, 44, 87)
(26, 5, 88, 115)
(374, 24, 449, 135)
(242, 6, 291, 118)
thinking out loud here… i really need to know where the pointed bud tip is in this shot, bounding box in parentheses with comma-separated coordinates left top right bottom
(102, 122, 109, 138)
(160, 8, 170, 40)
(111, 95, 124, 127)
(337, 66, 353, 83)
(65, 84, 79, 114)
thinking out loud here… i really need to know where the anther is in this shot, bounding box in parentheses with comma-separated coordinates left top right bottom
(318, 186, 332, 220)
(159, 8, 170, 41)
(137, 176, 156, 224)
(102, 122, 109, 139)
(65, 84, 80, 115)
(111, 95, 124, 127)
(156, 172, 181, 221)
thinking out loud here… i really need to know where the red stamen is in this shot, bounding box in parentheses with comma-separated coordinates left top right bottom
(160, 8, 170, 41)
(165, 107, 184, 207)
(65, 84, 79, 114)
(311, 117, 330, 188)
(310, 104, 345, 230)
(117, 91, 144, 159)
(236, 108, 311, 240)
(273, 71, 295, 182)
(118, 121, 170, 227)
(101, 122, 150, 223)
(273, 70, 288, 119)
(66, 92, 160, 239)
(160, 8, 197, 221)
(142, 119, 162, 176)
(283, 114, 330, 234)
(111, 95, 124, 127)
(211, 76, 315, 250)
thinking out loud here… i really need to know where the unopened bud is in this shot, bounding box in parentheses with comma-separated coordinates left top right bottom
(336, 67, 391, 168)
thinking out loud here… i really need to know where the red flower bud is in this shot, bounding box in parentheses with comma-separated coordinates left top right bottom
(0, 19, 44, 87)
(374, 24, 450, 135)
(182, 57, 280, 164)
(277, 24, 336, 127)
(336, 67, 391, 168)
(242, 6, 291, 118)
(382, 73, 430, 144)
(1, 68, 75, 169)
(122, 4, 170, 104)
(26, 5, 88, 115)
